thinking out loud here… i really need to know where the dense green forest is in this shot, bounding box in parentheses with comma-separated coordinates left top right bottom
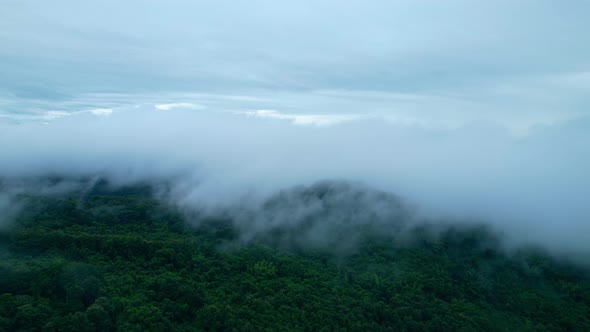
(1, 181, 589, 331)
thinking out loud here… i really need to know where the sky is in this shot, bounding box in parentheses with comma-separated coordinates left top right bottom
(1, 1, 590, 255)
(1, 0, 589, 130)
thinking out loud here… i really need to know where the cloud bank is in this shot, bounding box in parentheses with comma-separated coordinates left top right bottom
(1, 107, 589, 255)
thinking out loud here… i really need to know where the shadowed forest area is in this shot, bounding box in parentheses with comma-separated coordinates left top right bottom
(1, 182, 589, 332)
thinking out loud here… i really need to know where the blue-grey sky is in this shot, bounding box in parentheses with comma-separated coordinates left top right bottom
(1, 1, 590, 255)
(1, 0, 589, 129)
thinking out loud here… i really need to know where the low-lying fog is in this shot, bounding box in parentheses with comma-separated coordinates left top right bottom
(1, 104, 589, 256)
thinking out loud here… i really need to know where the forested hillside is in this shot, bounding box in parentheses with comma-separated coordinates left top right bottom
(1, 183, 589, 331)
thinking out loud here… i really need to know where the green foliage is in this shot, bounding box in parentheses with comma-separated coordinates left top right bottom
(252, 260, 277, 277)
(0, 191, 589, 331)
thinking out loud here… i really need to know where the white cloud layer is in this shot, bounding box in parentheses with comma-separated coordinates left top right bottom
(1, 108, 589, 255)
(154, 103, 206, 111)
(237, 110, 358, 126)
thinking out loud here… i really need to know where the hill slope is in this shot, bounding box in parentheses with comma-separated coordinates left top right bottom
(1, 183, 589, 331)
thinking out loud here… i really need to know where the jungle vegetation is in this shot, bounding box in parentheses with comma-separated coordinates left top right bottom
(1, 181, 589, 331)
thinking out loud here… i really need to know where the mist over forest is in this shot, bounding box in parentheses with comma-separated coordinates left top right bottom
(1, 1, 590, 330)
(1, 108, 589, 257)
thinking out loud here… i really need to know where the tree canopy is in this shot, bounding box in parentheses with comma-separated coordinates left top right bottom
(1, 186, 589, 331)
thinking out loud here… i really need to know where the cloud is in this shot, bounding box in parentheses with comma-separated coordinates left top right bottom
(1, 1, 589, 98)
(88, 108, 113, 116)
(0, 108, 589, 256)
(154, 103, 206, 111)
(237, 110, 359, 126)
(42, 111, 70, 120)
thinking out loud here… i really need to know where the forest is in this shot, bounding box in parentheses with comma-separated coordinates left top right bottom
(1, 180, 589, 331)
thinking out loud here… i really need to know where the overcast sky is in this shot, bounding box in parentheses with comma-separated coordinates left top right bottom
(1, 0, 589, 130)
